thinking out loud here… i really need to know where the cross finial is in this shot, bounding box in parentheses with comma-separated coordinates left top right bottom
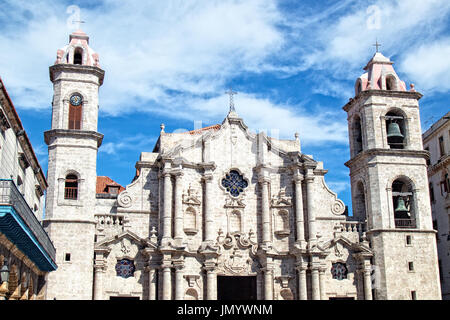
(373, 39, 381, 53)
(72, 19, 86, 31)
(225, 87, 237, 112)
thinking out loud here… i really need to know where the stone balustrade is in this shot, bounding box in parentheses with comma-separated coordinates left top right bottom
(95, 214, 125, 238)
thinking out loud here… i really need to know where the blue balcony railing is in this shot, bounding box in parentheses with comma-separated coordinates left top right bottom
(0, 179, 56, 265)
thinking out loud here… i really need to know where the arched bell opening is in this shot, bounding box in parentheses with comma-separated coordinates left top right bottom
(385, 75, 397, 91)
(385, 111, 406, 149)
(355, 79, 363, 96)
(354, 181, 367, 222)
(352, 115, 363, 155)
(392, 179, 416, 228)
(73, 48, 83, 65)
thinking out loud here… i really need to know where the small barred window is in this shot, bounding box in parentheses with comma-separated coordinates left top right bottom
(115, 259, 135, 278)
(331, 262, 348, 280)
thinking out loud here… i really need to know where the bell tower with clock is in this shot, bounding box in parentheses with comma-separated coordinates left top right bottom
(43, 29, 105, 300)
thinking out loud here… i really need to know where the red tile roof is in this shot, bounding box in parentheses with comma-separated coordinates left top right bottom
(184, 124, 221, 135)
(96, 176, 125, 194)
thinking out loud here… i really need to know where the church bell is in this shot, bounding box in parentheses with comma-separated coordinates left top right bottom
(387, 122, 404, 139)
(394, 197, 408, 213)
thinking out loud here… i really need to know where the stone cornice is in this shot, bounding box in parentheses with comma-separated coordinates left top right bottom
(49, 64, 105, 85)
(343, 89, 423, 112)
(44, 129, 104, 147)
(427, 154, 450, 176)
(345, 148, 429, 168)
(367, 228, 437, 234)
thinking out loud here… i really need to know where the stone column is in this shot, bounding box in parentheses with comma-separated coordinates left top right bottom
(173, 172, 184, 243)
(161, 261, 172, 300)
(205, 266, 217, 300)
(305, 174, 316, 243)
(203, 173, 214, 242)
(293, 173, 305, 244)
(174, 263, 185, 300)
(162, 171, 173, 242)
(363, 266, 373, 300)
(93, 265, 105, 300)
(311, 262, 320, 300)
(93, 251, 107, 300)
(147, 266, 157, 300)
(319, 266, 326, 300)
(260, 176, 271, 244)
(263, 265, 274, 300)
(296, 261, 308, 300)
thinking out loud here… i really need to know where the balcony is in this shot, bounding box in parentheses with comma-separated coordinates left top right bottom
(0, 179, 57, 271)
(394, 218, 417, 229)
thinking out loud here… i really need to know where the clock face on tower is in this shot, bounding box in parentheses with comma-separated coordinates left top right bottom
(70, 93, 83, 106)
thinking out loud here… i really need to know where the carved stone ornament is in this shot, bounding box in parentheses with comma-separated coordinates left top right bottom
(182, 185, 201, 206)
(216, 232, 259, 276)
(224, 196, 246, 208)
(117, 191, 132, 208)
(331, 199, 346, 215)
(120, 238, 131, 255)
(271, 188, 292, 208)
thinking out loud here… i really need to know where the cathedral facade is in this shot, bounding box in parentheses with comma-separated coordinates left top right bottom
(43, 30, 442, 300)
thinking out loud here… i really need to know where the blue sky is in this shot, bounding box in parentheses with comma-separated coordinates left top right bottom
(1, 0, 449, 213)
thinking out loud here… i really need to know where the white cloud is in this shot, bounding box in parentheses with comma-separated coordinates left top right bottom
(157, 92, 349, 144)
(99, 134, 157, 155)
(1, 0, 448, 148)
(399, 38, 450, 93)
(297, 0, 450, 79)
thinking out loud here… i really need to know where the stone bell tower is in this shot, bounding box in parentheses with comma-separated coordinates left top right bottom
(43, 29, 104, 300)
(343, 51, 441, 299)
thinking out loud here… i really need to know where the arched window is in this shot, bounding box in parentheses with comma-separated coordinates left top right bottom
(353, 116, 363, 155)
(73, 48, 83, 65)
(68, 93, 83, 130)
(64, 174, 78, 200)
(385, 111, 406, 149)
(355, 79, 363, 96)
(386, 75, 396, 91)
(354, 181, 366, 221)
(276, 210, 289, 232)
(392, 179, 416, 228)
(184, 207, 197, 234)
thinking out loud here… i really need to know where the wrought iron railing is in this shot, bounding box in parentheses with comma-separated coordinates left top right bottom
(64, 186, 78, 200)
(0, 179, 56, 260)
(394, 218, 416, 229)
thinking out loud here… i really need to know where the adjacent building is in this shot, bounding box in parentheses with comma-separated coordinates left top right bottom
(0, 78, 57, 300)
(423, 111, 450, 300)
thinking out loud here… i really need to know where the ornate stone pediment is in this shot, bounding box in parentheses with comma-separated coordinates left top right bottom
(95, 230, 155, 254)
(215, 231, 259, 276)
(271, 188, 292, 208)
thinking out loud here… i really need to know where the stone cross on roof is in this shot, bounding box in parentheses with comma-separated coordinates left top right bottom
(225, 88, 237, 112)
(373, 39, 381, 52)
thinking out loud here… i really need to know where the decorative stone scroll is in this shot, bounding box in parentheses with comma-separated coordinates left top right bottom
(331, 199, 346, 215)
(117, 191, 132, 208)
